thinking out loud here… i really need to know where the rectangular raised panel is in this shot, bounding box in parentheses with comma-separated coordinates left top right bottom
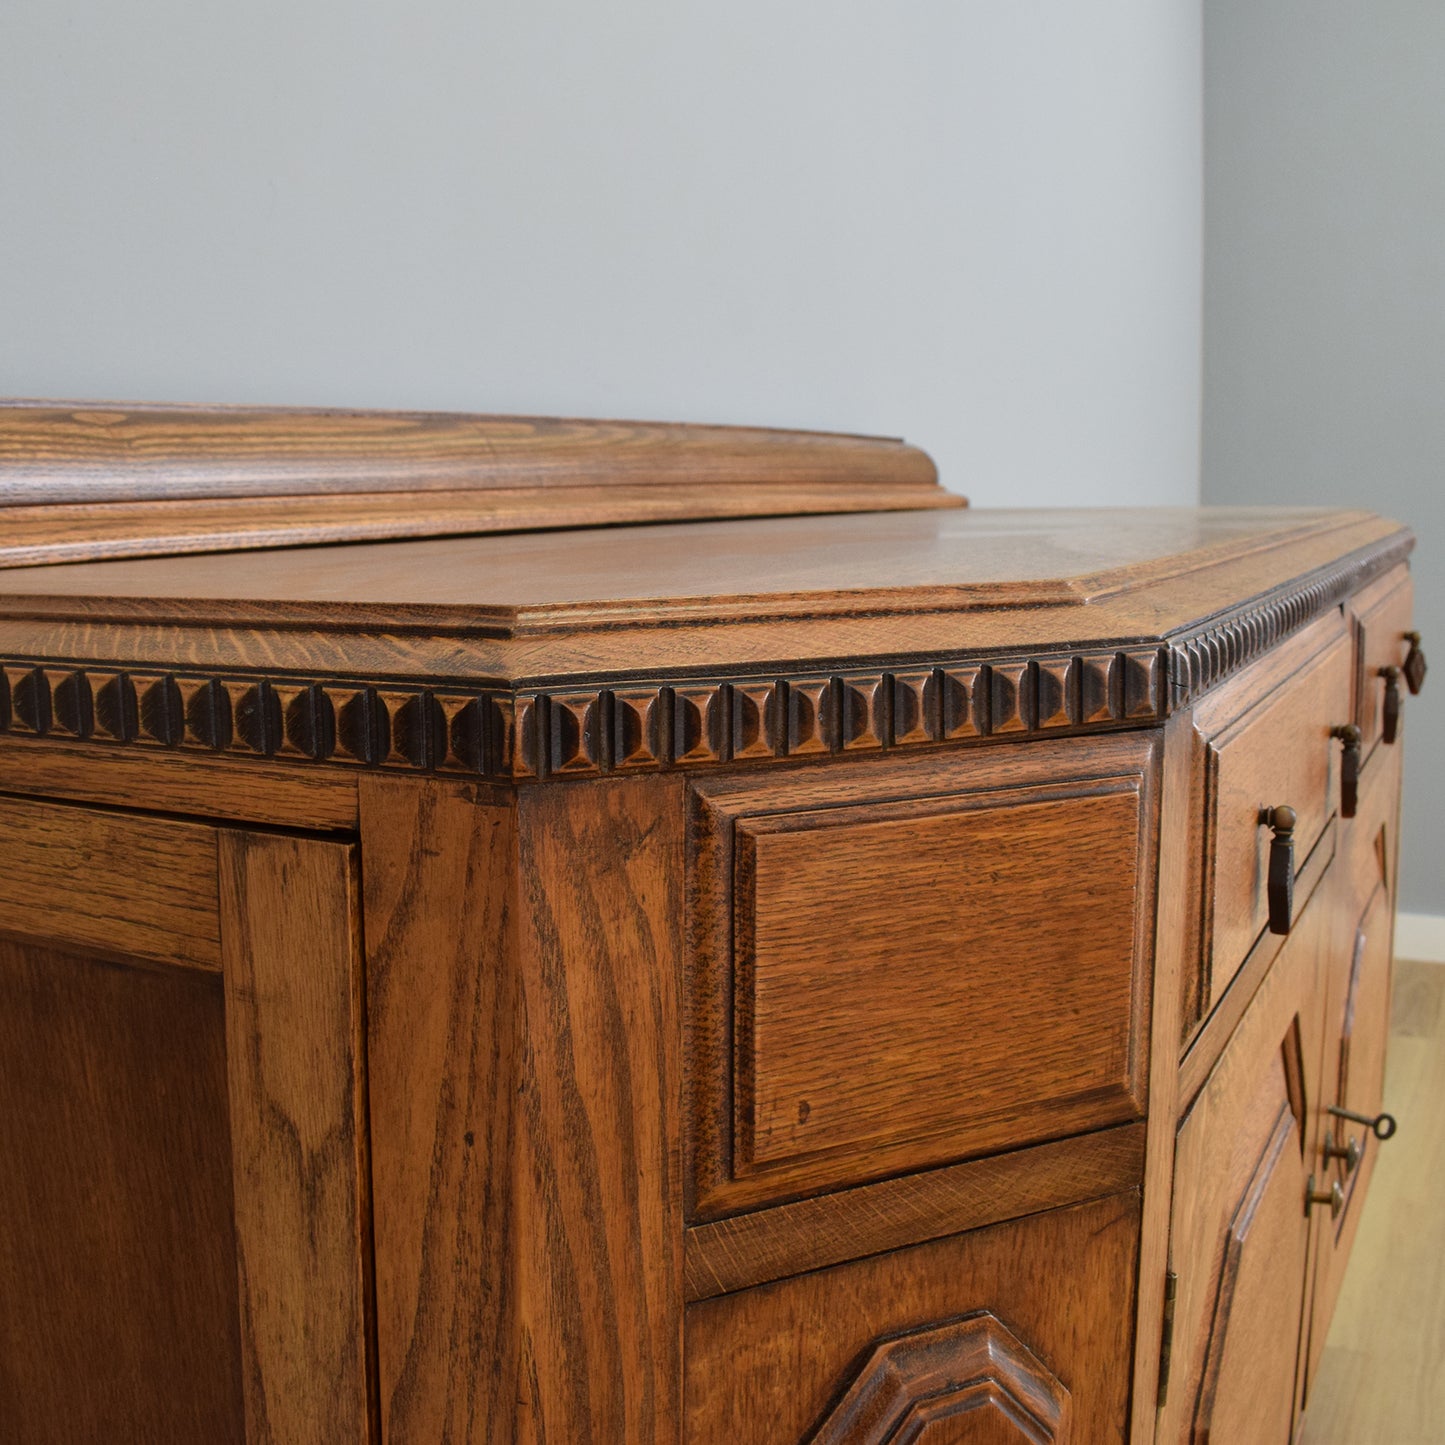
(738, 786, 1144, 1174)
(1204, 632, 1353, 1009)
(688, 733, 1158, 1217)
(0, 794, 221, 970)
(684, 1193, 1140, 1445)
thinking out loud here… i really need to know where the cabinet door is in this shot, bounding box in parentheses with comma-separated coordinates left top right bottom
(0, 796, 374, 1445)
(1160, 897, 1325, 1445)
(1301, 738, 1403, 1403)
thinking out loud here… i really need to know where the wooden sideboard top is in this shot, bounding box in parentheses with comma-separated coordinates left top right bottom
(0, 403, 1414, 782)
(0, 499, 1411, 667)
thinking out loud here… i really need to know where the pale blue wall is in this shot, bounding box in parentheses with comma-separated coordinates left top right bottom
(0, 1, 1203, 507)
(1204, 0, 1444, 913)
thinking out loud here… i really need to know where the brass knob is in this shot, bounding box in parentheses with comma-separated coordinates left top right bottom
(1328, 1105, 1398, 1141)
(1332, 724, 1362, 818)
(1323, 1129, 1362, 1173)
(1260, 805, 1297, 935)
(1306, 1174, 1345, 1219)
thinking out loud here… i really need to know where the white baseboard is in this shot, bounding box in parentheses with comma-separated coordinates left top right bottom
(1396, 912, 1445, 964)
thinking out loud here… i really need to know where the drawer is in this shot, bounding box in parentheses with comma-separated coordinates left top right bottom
(1202, 630, 1353, 1011)
(686, 732, 1158, 1219)
(684, 1191, 1140, 1445)
(1352, 566, 1415, 757)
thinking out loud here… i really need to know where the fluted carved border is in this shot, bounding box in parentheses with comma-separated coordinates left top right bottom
(0, 648, 1164, 781)
(1167, 532, 1414, 704)
(0, 532, 1412, 781)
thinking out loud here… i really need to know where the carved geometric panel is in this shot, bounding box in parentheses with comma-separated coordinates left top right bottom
(1190, 1100, 1307, 1444)
(809, 1312, 1070, 1445)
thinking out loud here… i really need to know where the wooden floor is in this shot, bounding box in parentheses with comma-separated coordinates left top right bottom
(1301, 958, 1445, 1444)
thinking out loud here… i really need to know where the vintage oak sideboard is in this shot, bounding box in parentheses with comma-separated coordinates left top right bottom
(0, 402, 1426, 1444)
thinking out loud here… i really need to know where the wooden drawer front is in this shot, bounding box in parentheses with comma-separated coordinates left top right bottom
(1204, 631, 1353, 1008)
(684, 1191, 1140, 1445)
(1353, 567, 1415, 756)
(688, 733, 1157, 1219)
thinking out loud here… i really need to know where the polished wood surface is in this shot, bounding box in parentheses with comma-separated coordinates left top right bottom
(219, 832, 375, 1444)
(0, 793, 220, 970)
(361, 775, 685, 1443)
(683, 1122, 1145, 1303)
(0, 507, 1409, 701)
(1203, 629, 1352, 1004)
(1302, 731, 1403, 1403)
(686, 733, 1157, 1218)
(1160, 898, 1326, 1444)
(359, 779, 519, 1442)
(0, 939, 243, 1444)
(0, 733, 359, 830)
(0, 403, 951, 566)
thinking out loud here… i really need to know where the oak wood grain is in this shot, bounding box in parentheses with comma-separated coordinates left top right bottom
(0, 938, 244, 1444)
(1160, 897, 1325, 1444)
(362, 774, 684, 1444)
(687, 732, 1158, 1218)
(738, 787, 1144, 1173)
(0, 793, 220, 969)
(219, 830, 375, 1444)
(1128, 710, 1198, 1445)
(1302, 734, 1403, 1404)
(0, 511, 1410, 698)
(360, 778, 523, 1443)
(1352, 567, 1414, 756)
(683, 1121, 1145, 1302)
(0, 402, 942, 503)
(1202, 630, 1352, 1005)
(0, 403, 950, 566)
(513, 776, 685, 1444)
(809, 1310, 1072, 1444)
(1179, 818, 1338, 1114)
(0, 733, 358, 829)
(684, 1192, 1140, 1445)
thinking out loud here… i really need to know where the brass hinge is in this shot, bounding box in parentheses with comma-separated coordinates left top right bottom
(1157, 1270, 1179, 1407)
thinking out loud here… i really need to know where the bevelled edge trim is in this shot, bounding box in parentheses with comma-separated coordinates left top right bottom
(1166, 530, 1415, 704)
(0, 531, 1413, 781)
(0, 649, 1165, 780)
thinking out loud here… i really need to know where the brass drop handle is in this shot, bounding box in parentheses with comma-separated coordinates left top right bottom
(1404, 631, 1427, 695)
(1328, 1104, 1398, 1141)
(1260, 804, 1296, 936)
(1332, 724, 1362, 818)
(1381, 666, 1402, 745)
(1306, 1174, 1345, 1220)
(1323, 1128, 1362, 1173)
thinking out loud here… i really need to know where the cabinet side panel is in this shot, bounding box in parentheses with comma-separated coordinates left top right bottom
(516, 775, 686, 1445)
(359, 778, 520, 1443)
